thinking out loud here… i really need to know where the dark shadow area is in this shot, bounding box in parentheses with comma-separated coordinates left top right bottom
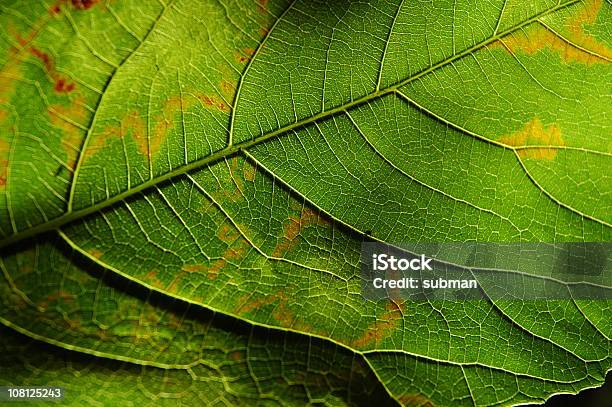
(543, 371, 612, 407)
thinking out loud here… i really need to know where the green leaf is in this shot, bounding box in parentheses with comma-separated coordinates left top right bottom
(0, 238, 392, 406)
(0, 0, 610, 405)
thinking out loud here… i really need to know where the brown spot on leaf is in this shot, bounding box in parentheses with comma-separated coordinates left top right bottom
(54, 78, 75, 93)
(229, 351, 243, 361)
(196, 94, 230, 113)
(214, 156, 246, 202)
(49, 4, 62, 14)
(236, 48, 256, 64)
(71, 0, 100, 10)
(499, 118, 564, 160)
(237, 291, 315, 330)
(29, 47, 53, 72)
(50, 0, 102, 14)
(66, 319, 81, 329)
(257, 0, 269, 14)
(206, 260, 226, 280)
(494, 0, 611, 64)
(30, 46, 78, 93)
(351, 301, 405, 349)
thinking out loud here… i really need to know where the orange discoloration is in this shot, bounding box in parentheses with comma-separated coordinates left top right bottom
(271, 301, 296, 327)
(85, 110, 146, 162)
(149, 95, 195, 158)
(237, 291, 287, 314)
(272, 208, 329, 257)
(236, 48, 256, 64)
(87, 94, 198, 161)
(216, 156, 246, 202)
(182, 260, 226, 281)
(1, 24, 58, 106)
(243, 162, 256, 182)
(39, 290, 76, 310)
(499, 118, 564, 160)
(144, 269, 165, 289)
(220, 80, 235, 99)
(181, 264, 207, 273)
(224, 245, 247, 262)
(399, 393, 434, 407)
(88, 248, 103, 259)
(218, 223, 239, 243)
(123, 111, 147, 156)
(351, 301, 405, 348)
(257, 0, 269, 14)
(229, 351, 243, 361)
(66, 319, 81, 329)
(197, 94, 231, 113)
(0, 43, 24, 106)
(48, 95, 87, 168)
(206, 259, 226, 280)
(495, 0, 610, 64)
(167, 313, 183, 329)
(0, 139, 8, 188)
(238, 291, 314, 330)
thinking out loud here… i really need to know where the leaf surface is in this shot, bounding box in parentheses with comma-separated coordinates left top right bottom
(0, 0, 610, 405)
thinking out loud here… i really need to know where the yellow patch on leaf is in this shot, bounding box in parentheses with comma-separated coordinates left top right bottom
(495, 0, 611, 64)
(150, 95, 196, 158)
(84, 111, 144, 162)
(0, 139, 9, 188)
(218, 223, 240, 243)
(399, 393, 434, 407)
(243, 161, 257, 182)
(48, 96, 87, 169)
(87, 248, 103, 259)
(499, 118, 564, 160)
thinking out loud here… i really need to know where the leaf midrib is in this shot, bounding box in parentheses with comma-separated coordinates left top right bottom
(0, 0, 582, 249)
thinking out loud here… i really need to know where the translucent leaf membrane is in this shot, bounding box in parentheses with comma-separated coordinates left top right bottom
(0, 0, 610, 405)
